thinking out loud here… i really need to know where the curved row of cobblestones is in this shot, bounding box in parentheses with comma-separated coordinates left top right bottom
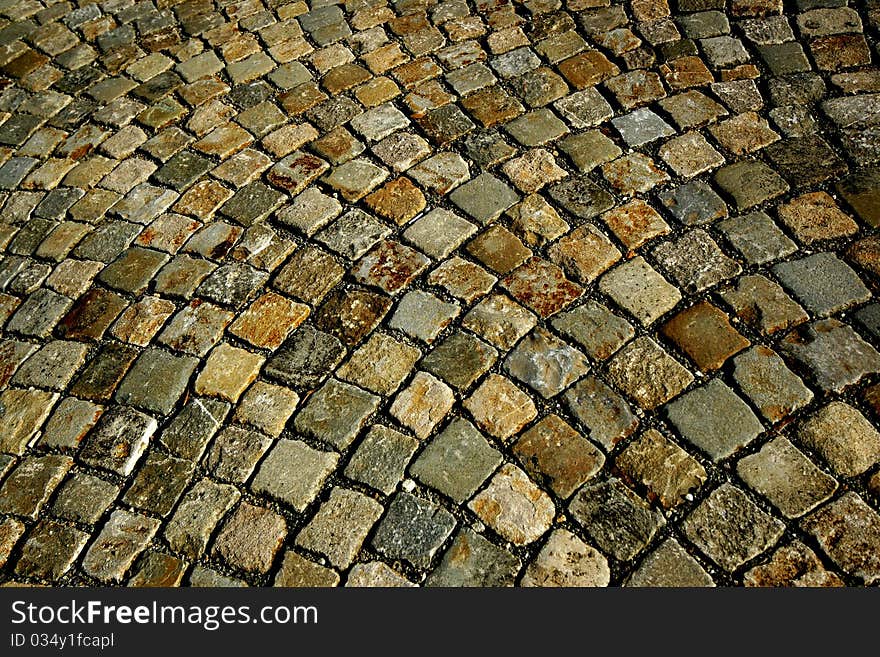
(0, 0, 879, 586)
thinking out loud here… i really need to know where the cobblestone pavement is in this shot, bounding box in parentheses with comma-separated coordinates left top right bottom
(0, 0, 879, 589)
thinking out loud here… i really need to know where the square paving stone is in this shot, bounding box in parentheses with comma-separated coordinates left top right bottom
(251, 438, 338, 512)
(403, 209, 476, 260)
(79, 405, 157, 476)
(153, 150, 213, 191)
(0, 518, 24, 570)
(82, 510, 161, 583)
(388, 290, 460, 345)
(204, 427, 272, 483)
(513, 414, 605, 499)
(662, 301, 750, 372)
(274, 246, 345, 305)
(97, 246, 169, 295)
(569, 478, 665, 561)
(836, 165, 880, 228)
(467, 225, 532, 275)
(709, 111, 779, 155)
(164, 479, 240, 558)
(501, 148, 568, 194)
(338, 332, 421, 396)
(665, 379, 764, 461)
(551, 301, 635, 361)
(364, 178, 427, 226)
(69, 343, 139, 403)
(316, 209, 391, 261)
(659, 132, 725, 177)
(233, 381, 298, 438)
(294, 378, 380, 449)
(219, 182, 285, 226)
(415, 103, 475, 145)
(12, 340, 89, 391)
(345, 425, 418, 496)
(657, 181, 728, 226)
(548, 224, 620, 285)
(732, 346, 813, 423)
(115, 348, 199, 416)
(14, 519, 89, 580)
(600, 199, 670, 250)
(323, 158, 389, 202)
(738, 437, 838, 519)
(52, 473, 119, 524)
(719, 274, 808, 335)
(504, 108, 569, 147)
(776, 191, 858, 245)
(427, 528, 521, 587)
(549, 174, 615, 220)
(195, 343, 264, 403)
(502, 257, 583, 318)
(616, 429, 707, 509)
(390, 372, 455, 439)
(6, 288, 72, 337)
(371, 492, 456, 568)
(0, 455, 72, 519)
(296, 488, 383, 569)
(422, 330, 498, 391)
(714, 160, 789, 209)
(606, 336, 694, 410)
(773, 253, 870, 317)
(522, 528, 611, 587)
(554, 88, 613, 128)
(602, 153, 670, 195)
(274, 551, 340, 588)
(278, 187, 341, 237)
(599, 256, 681, 326)
(351, 240, 430, 295)
(229, 292, 309, 351)
(213, 503, 287, 575)
(123, 451, 195, 517)
(469, 463, 554, 546)
(652, 229, 741, 294)
(346, 562, 414, 588)
(158, 300, 234, 356)
(505, 327, 590, 399)
(264, 323, 346, 391)
(350, 103, 410, 142)
(717, 211, 796, 265)
(427, 257, 497, 303)
(846, 236, 880, 281)
(372, 132, 431, 173)
(684, 483, 785, 572)
(410, 417, 502, 503)
(559, 131, 621, 173)
(127, 550, 188, 587)
(450, 172, 519, 224)
(507, 194, 570, 247)
(196, 262, 269, 309)
(797, 402, 880, 478)
(801, 493, 880, 585)
(564, 375, 639, 450)
(612, 108, 674, 147)
(743, 540, 844, 588)
(159, 397, 229, 461)
(464, 374, 537, 442)
(626, 539, 715, 587)
(407, 152, 472, 195)
(764, 136, 848, 188)
(40, 397, 104, 449)
(779, 319, 880, 393)
(57, 288, 128, 341)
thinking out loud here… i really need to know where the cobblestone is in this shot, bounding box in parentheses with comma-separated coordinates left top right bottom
(0, 0, 877, 589)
